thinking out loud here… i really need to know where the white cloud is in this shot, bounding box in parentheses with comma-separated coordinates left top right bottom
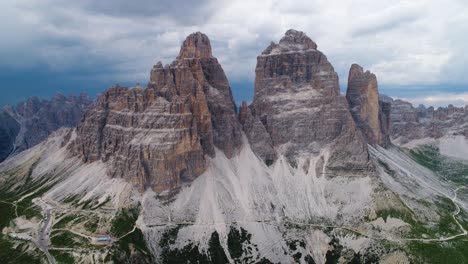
(1, 0, 468, 90)
(402, 92, 468, 107)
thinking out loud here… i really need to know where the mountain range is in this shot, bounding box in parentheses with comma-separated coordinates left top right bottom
(0, 30, 467, 264)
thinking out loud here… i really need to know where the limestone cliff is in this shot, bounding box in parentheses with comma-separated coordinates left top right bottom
(71, 32, 242, 192)
(243, 29, 370, 175)
(346, 64, 390, 147)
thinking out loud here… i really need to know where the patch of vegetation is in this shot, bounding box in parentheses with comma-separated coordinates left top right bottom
(455, 209, 468, 231)
(325, 238, 343, 264)
(288, 159, 298, 169)
(15, 198, 41, 219)
(50, 230, 88, 248)
(84, 217, 99, 233)
(0, 234, 43, 264)
(409, 145, 468, 185)
(287, 239, 306, 252)
(265, 159, 274, 167)
(378, 159, 397, 176)
(161, 230, 229, 264)
(349, 252, 379, 264)
(409, 145, 441, 171)
(375, 207, 415, 225)
(62, 194, 81, 204)
(111, 227, 154, 263)
(409, 196, 462, 238)
(90, 196, 111, 210)
(54, 214, 77, 229)
(0, 159, 59, 229)
(436, 196, 457, 214)
(159, 225, 181, 248)
(50, 250, 75, 264)
(0, 199, 15, 229)
(408, 238, 468, 264)
(110, 207, 139, 237)
(324, 237, 381, 264)
(285, 239, 313, 263)
(227, 226, 252, 259)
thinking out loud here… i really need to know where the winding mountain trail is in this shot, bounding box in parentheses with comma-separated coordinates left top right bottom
(117, 225, 137, 241)
(36, 199, 56, 264)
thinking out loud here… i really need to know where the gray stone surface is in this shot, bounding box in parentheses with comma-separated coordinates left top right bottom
(71, 32, 242, 192)
(0, 93, 91, 162)
(383, 96, 468, 143)
(243, 29, 370, 175)
(346, 64, 390, 147)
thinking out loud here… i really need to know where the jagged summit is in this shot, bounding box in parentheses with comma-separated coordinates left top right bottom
(246, 30, 369, 175)
(262, 29, 317, 55)
(348, 63, 375, 79)
(177, 31, 213, 59)
(346, 63, 391, 147)
(280, 29, 317, 49)
(72, 31, 241, 192)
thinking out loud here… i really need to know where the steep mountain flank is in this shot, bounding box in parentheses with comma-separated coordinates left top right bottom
(71, 32, 242, 192)
(0, 93, 91, 162)
(346, 64, 391, 147)
(242, 29, 370, 175)
(386, 97, 468, 144)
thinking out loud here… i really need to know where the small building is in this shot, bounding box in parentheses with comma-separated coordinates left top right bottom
(96, 234, 111, 243)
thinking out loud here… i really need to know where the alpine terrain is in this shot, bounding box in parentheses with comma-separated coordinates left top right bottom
(0, 30, 467, 264)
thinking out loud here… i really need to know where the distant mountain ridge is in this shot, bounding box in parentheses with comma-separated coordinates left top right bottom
(0, 30, 468, 264)
(380, 95, 468, 144)
(0, 93, 92, 162)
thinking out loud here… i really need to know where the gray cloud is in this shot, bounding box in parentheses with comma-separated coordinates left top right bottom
(2, 0, 468, 93)
(86, 0, 212, 21)
(351, 12, 419, 38)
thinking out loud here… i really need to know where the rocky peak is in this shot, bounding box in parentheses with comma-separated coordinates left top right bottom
(72, 32, 242, 193)
(244, 29, 369, 175)
(153, 61, 163, 69)
(346, 63, 390, 147)
(262, 29, 317, 55)
(280, 29, 317, 49)
(151, 32, 242, 158)
(177, 32, 213, 59)
(348, 64, 375, 82)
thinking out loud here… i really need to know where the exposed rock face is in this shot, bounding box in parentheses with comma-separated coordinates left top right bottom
(71, 32, 242, 192)
(379, 100, 392, 145)
(150, 32, 242, 158)
(177, 32, 213, 59)
(0, 111, 20, 161)
(388, 99, 422, 142)
(346, 64, 390, 147)
(238, 101, 276, 162)
(384, 97, 468, 143)
(0, 94, 91, 162)
(243, 29, 369, 174)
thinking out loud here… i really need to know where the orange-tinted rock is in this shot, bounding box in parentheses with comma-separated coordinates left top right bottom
(71, 32, 241, 192)
(346, 64, 390, 147)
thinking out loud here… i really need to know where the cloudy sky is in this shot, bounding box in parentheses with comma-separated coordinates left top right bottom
(1, 0, 468, 107)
